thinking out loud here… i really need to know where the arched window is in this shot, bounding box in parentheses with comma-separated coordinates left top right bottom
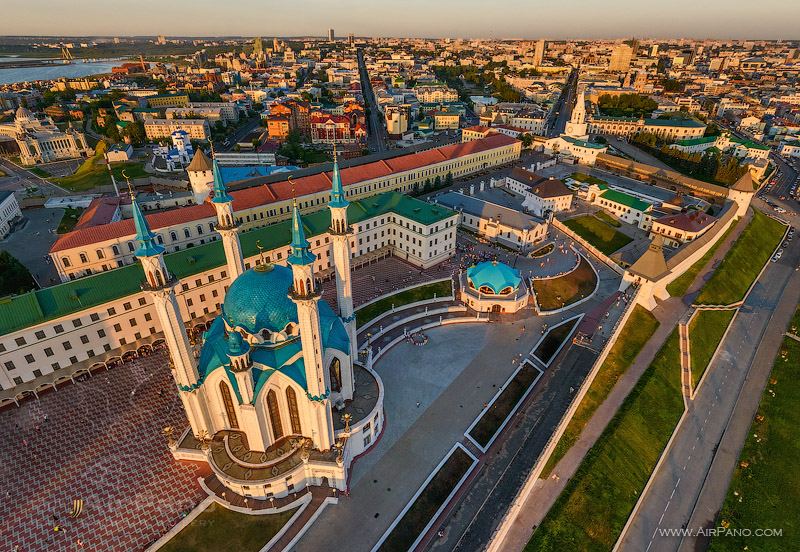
(155, 269, 164, 287)
(286, 388, 302, 435)
(170, 231, 177, 241)
(79, 253, 88, 264)
(62, 257, 71, 268)
(219, 381, 239, 429)
(329, 357, 342, 393)
(267, 390, 284, 440)
(96, 249, 104, 260)
(305, 278, 312, 294)
(128, 242, 135, 252)
(112, 245, 120, 256)
(196, 224, 203, 235)
(183, 228, 191, 239)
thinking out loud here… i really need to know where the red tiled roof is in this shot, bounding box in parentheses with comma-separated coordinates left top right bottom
(50, 134, 519, 253)
(73, 196, 123, 231)
(655, 210, 715, 233)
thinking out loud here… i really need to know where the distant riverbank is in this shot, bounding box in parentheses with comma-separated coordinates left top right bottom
(0, 58, 124, 85)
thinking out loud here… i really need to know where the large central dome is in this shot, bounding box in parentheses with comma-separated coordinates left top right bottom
(221, 265, 297, 335)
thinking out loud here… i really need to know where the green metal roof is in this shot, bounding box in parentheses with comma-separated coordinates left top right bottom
(600, 189, 651, 212)
(675, 136, 717, 147)
(644, 118, 705, 128)
(562, 136, 606, 149)
(0, 192, 455, 337)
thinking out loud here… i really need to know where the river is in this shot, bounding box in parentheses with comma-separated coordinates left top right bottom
(0, 58, 123, 85)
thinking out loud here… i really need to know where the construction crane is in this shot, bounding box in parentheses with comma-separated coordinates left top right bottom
(60, 46, 73, 61)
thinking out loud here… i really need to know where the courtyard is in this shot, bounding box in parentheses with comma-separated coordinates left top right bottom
(0, 353, 208, 552)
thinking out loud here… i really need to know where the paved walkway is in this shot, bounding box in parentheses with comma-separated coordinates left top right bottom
(494, 209, 753, 551)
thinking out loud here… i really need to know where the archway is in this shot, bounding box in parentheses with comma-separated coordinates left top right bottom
(329, 357, 342, 393)
(219, 381, 239, 429)
(286, 387, 302, 435)
(267, 389, 284, 440)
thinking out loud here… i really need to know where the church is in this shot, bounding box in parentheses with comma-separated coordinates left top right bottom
(132, 149, 383, 501)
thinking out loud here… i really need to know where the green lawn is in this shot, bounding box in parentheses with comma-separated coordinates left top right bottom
(689, 309, 736, 388)
(56, 207, 85, 234)
(531, 243, 554, 258)
(469, 362, 541, 448)
(527, 329, 684, 551)
(52, 160, 147, 192)
(356, 280, 452, 327)
(594, 210, 621, 227)
(789, 306, 800, 337)
(709, 338, 800, 552)
(541, 306, 659, 478)
(666, 219, 739, 298)
(570, 172, 608, 187)
(563, 215, 633, 256)
(159, 502, 297, 552)
(695, 211, 785, 305)
(532, 256, 598, 311)
(28, 166, 51, 178)
(379, 447, 474, 552)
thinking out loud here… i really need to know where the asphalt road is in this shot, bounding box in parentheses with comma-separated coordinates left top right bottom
(357, 49, 387, 153)
(217, 116, 262, 152)
(0, 158, 67, 197)
(618, 203, 799, 552)
(546, 68, 577, 138)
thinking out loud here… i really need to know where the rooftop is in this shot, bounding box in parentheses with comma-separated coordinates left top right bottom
(1, 192, 455, 337)
(599, 188, 652, 212)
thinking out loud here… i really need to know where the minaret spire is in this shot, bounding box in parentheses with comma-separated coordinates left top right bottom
(327, 146, 357, 393)
(287, 197, 333, 451)
(128, 172, 211, 439)
(210, 150, 245, 279)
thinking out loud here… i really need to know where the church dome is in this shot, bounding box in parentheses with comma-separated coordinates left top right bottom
(221, 265, 297, 336)
(466, 261, 522, 295)
(15, 106, 33, 121)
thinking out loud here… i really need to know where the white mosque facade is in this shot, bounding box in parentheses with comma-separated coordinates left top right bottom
(136, 152, 382, 500)
(0, 107, 91, 165)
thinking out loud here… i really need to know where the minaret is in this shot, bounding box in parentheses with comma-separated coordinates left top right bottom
(328, 147, 357, 390)
(210, 158, 245, 280)
(287, 200, 334, 451)
(130, 189, 211, 438)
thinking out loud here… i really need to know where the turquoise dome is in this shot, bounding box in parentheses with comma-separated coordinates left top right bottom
(222, 265, 297, 335)
(467, 261, 521, 295)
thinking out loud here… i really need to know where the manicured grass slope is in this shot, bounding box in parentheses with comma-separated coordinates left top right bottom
(541, 306, 659, 478)
(563, 215, 632, 255)
(709, 338, 800, 552)
(695, 211, 785, 305)
(355, 280, 452, 327)
(532, 257, 597, 311)
(57, 207, 85, 234)
(689, 309, 735, 388)
(666, 219, 739, 298)
(159, 502, 296, 552)
(528, 329, 683, 551)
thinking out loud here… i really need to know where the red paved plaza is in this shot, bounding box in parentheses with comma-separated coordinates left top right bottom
(0, 353, 208, 552)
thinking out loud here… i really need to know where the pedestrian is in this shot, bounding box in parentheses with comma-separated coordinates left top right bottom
(416, 401, 421, 408)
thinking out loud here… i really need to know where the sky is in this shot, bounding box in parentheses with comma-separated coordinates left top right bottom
(2, 0, 798, 40)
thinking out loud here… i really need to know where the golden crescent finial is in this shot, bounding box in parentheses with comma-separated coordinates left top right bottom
(122, 169, 134, 199)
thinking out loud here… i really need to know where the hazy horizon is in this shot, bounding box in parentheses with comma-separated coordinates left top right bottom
(2, 0, 798, 40)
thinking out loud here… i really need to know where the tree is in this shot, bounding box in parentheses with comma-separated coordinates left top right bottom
(445, 172, 453, 187)
(0, 251, 37, 297)
(122, 121, 146, 146)
(520, 133, 533, 149)
(704, 122, 721, 137)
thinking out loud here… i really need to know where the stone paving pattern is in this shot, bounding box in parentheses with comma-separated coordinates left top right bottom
(0, 353, 208, 552)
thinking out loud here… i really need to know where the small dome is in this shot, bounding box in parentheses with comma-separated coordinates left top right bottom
(222, 265, 297, 336)
(466, 261, 521, 295)
(226, 331, 250, 357)
(15, 106, 33, 121)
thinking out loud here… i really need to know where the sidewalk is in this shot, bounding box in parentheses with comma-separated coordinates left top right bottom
(496, 209, 753, 551)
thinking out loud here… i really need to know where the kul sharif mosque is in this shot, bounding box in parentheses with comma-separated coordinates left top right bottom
(131, 148, 384, 501)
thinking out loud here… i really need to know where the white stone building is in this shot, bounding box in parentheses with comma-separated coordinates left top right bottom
(0, 107, 91, 165)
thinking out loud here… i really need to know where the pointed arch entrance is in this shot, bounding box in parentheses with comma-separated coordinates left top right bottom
(219, 381, 239, 429)
(267, 389, 284, 440)
(329, 357, 342, 393)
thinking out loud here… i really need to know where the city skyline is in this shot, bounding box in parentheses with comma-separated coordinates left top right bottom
(1, 0, 799, 39)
